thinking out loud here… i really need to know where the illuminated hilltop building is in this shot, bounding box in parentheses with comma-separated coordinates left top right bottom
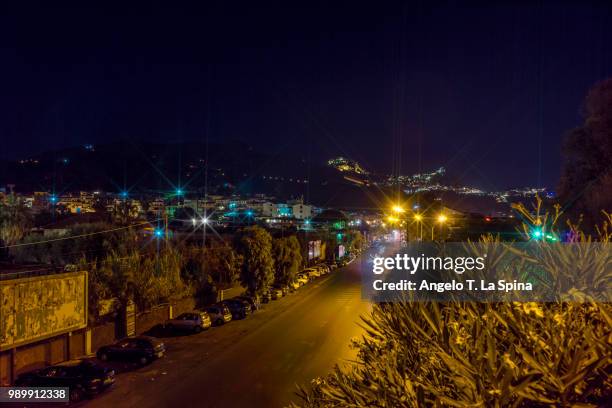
(327, 157, 369, 175)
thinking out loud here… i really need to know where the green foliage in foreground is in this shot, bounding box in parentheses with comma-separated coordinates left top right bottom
(295, 214, 612, 407)
(295, 301, 611, 407)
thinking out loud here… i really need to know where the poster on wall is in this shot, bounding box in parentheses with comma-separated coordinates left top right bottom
(0, 271, 88, 351)
(308, 240, 322, 260)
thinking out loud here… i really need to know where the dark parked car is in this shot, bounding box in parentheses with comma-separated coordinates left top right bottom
(96, 336, 165, 365)
(235, 295, 260, 312)
(221, 299, 251, 319)
(15, 359, 115, 402)
(260, 291, 271, 303)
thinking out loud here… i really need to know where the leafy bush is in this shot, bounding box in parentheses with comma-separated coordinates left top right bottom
(296, 301, 611, 407)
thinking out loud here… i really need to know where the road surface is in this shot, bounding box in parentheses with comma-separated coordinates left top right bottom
(80, 245, 387, 408)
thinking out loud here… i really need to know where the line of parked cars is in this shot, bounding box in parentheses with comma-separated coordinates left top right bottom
(260, 262, 334, 302)
(13, 261, 342, 403)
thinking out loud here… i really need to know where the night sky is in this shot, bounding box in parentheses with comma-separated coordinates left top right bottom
(1, 1, 611, 190)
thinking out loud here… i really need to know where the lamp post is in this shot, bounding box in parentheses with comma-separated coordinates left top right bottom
(414, 213, 423, 240)
(432, 214, 447, 241)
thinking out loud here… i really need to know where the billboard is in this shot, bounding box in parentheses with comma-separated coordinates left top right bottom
(338, 245, 345, 258)
(0, 271, 88, 351)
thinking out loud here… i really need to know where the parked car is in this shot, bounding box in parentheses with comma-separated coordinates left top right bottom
(322, 264, 331, 273)
(271, 288, 283, 300)
(235, 295, 260, 312)
(205, 304, 232, 325)
(336, 258, 348, 267)
(165, 312, 211, 333)
(222, 299, 251, 319)
(289, 280, 301, 290)
(260, 290, 271, 303)
(296, 274, 309, 285)
(305, 268, 321, 279)
(96, 336, 165, 365)
(15, 359, 115, 402)
(315, 264, 330, 274)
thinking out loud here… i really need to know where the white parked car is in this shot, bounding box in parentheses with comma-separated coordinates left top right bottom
(204, 305, 232, 325)
(296, 274, 309, 285)
(315, 264, 330, 274)
(304, 268, 321, 279)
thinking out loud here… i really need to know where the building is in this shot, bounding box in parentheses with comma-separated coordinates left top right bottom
(291, 203, 312, 220)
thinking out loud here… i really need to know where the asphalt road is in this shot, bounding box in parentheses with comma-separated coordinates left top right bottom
(77, 245, 387, 408)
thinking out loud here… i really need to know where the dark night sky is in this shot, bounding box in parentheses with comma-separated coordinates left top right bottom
(1, 1, 611, 190)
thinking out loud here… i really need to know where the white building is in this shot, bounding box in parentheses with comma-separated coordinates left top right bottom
(292, 203, 312, 220)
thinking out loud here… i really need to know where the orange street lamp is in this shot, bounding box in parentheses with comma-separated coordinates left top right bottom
(432, 214, 448, 240)
(387, 215, 399, 223)
(392, 205, 405, 214)
(414, 213, 423, 240)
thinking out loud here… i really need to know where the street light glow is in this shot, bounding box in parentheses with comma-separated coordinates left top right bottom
(387, 215, 399, 223)
(414, 214, 423, 221)
(392, 205, 405, 213)
(437, 214, 447, 223)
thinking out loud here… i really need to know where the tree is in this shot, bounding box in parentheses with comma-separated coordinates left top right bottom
(111, 200, 140, 225)
(558, 78, 612, 230)
(323, 235, 337, 261)
(272, 236, 303, 285)
(95, 247, 189, 312)
(234, 226, 274, 295)
(11, 222, 138, 266)
(348, 231, 365, 253)
(0, 195, 32, 247)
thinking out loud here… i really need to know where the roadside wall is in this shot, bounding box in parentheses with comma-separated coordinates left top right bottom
(1, 296, 199, 386)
